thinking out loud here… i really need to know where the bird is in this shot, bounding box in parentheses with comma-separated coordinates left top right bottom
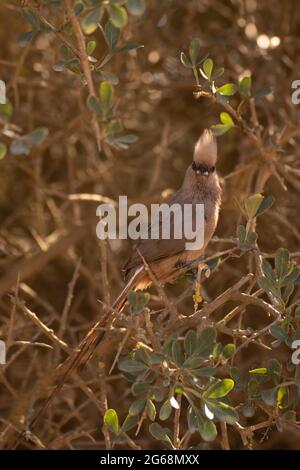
(113, 128, 222, 312)
(26, 129, 222, 427)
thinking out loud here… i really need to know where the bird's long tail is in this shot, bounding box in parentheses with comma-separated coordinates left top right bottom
(112, 266, 144, 312)
(24, 267, 145, 436)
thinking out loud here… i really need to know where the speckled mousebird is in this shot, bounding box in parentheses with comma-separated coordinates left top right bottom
(39, 129, 222, 392)
(113, 129, 222, 311)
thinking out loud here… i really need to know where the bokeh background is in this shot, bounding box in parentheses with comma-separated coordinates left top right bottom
(0, 0, 300, 450)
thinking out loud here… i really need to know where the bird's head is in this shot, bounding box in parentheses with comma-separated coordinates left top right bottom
(191, 129, 217, 177)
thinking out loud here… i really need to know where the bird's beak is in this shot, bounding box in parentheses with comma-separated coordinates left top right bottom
(203, 171, 209, 176)
(196, 170, 200, 175)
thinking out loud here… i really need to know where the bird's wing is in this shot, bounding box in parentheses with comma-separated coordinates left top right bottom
(123, 188, 198, 273)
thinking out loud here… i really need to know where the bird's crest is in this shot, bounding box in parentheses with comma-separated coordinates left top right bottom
(193, 129, 217, 166)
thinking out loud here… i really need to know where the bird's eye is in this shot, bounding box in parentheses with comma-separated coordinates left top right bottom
(210, 165, 215, 173)
(192, 161, 197, 171)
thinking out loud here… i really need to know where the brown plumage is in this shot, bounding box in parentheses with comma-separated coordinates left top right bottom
(113, 129, 222, 311)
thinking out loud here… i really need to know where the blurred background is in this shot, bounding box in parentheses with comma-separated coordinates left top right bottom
(0, 0, 300, 450)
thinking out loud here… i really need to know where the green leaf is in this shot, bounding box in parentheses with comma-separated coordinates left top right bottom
(128, 291, 150, 313)
(53, 60, 67, 72)
(277, 386, 289, 408)
(104, 21, 121, 50)
(220, 112, 234, 126)
(282, 283, 294, 304)
(0, 143, 7, 160)
(0, 102, 13, 121)
(99, 81, 114, 115)
(237, 224, 246, 243)
(132, 381, 150, 396)
(211, 67, 224, 80)
(204, 379, 234, 398)
(121, 414, 139, 433)
(204, 400, 239, 424)
(258, 276, 279, 298)
(206, 257, 221, 270)
(261, 387, 277, 406)
(247, 231, 257, 246)
(187, 406, 198, 432)
(262, 259, 276, 282)
(149, 423, 173, 445)
(87, 40, 97, 55)
(129, 398, 146, 416)
(28, 127, 48, 145)
(17, 31, 36, 47)
(183, 355, 204, 369)
(184, 329, 197, 357)
(171, 340, 184, 366)
(66, 58, 80, 69)
(108, 5, 128, 29)
(195, 327, 217, 358)
(112, 134, 138, 144)
(242, 401, 255, 418)
(253, 86, 272, 98)
(146, 399, 156, 421)
(100, 71, 119, 85)
(10, 138, 30, 156)
(87, 95, 101, 114)
(191, 367, 216, 377)
(189, 38, 201, 65)
(198, 418, 217, 442)
(275, 248, 290, 280)
(74, 2, 84, 16)
(255, 195, 274, 216)
(163, 333, 178, 357)
(22, 7, 40, 30)
(248, 378, 259, 397)
(118, 359, 148, 373)
(267, 358, 282, 379)
(151, 353, 165, 364)
(269, 324, 288, 341)
(127, 0, 145, 16)
(217, 83, 237, 96)
(151, 387, 164, 402)
(249, 367, 268, 375)
(107, 119, 122, 134)
(116, 42, 143, 52)
(281, 267, 299, 287)
(81, 7, 102, 35)
(180, 52, 192, 68)
(61, 44, 71, 59)
(230, 367, 245, 386)
(239, 76, 252, 97)
(159, 400, 172, 421)
(210, 124, 232, 136)
(104, 409, 119, 434)
(292, 326, 300, 341)
(244, 193, 264, 219)
(222, 344, 236, 359)
(202, 58, 213, 80)
(135, 347, 151, 366)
